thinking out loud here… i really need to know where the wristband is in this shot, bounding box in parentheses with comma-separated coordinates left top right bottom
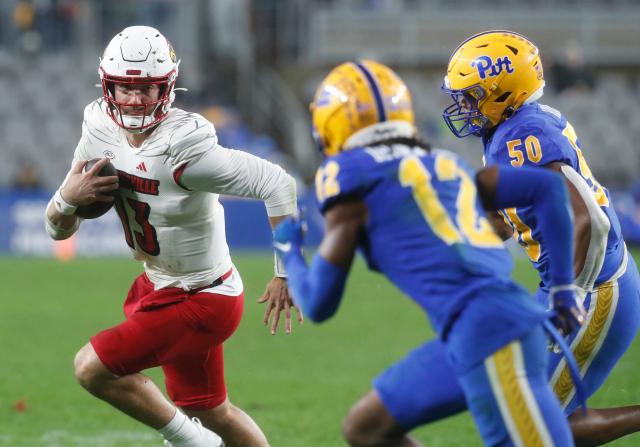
(274, 250, 288, 278)
(548, 284, 576, 308)
(52, 189, 77, 215)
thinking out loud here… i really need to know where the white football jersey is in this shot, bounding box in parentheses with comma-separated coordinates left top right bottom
(73, 99, 296, 290)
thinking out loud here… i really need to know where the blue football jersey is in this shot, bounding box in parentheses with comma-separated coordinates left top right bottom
(483, 102, 624, 290)
(315, 142, 546, 370)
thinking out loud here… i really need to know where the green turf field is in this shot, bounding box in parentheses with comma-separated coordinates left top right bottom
(0, 253, 638, 446)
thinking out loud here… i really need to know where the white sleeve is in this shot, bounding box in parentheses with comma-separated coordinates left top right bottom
(180, 145, 297, 217)
(71, 134, 90, 167)
(71, 103, 97, 166)
(560, 165, 610, 292)
(167, 114, 218, 168)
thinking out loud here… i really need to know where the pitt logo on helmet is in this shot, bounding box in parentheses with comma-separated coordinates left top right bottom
(471, 55, 514, 80)
(441, 30, 545, 138)
(310, 60, 415, 157)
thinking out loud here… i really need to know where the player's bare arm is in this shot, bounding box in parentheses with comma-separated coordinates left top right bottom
(545, 162, 590, 277)
(544, 161, 610, 293)
(319, 200, 368, 270)
(474, 166, 501, 209)
(486, 210, 513, 241)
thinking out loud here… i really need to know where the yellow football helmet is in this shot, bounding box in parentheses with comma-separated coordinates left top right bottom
(310, 60, 415, 157)
(442, 30, 545, 138)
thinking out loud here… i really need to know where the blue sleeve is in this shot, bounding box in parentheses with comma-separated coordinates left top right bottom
(494, 166, 575, 286)
(283, 251, 348, 323)
(316, 151, 370, 214)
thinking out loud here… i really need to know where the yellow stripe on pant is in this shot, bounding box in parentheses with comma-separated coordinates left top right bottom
(486, 342, 552, 447)
(551, 281, 617, 407)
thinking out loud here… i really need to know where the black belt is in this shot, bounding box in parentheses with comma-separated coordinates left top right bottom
(188, 269, 233, 294)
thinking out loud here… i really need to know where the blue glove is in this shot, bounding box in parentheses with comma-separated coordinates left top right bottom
(273, 217, 304, 261)
(549, 285, 586, 335)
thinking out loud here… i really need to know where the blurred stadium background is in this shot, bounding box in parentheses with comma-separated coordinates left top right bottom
(2, 0, 640, 255)
(1, 1, 640, 446)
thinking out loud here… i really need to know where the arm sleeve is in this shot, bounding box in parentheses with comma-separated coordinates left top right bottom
(283, 251, 348, 323)
(71, 102, 100, 166)
(71, 135, 90, 167)
(494, 166, 575, 286)
(561, 165, 610, 292)
(181, 146, 297, 217)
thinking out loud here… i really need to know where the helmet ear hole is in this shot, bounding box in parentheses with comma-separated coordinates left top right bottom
(493, 91, 511, 103)
(502, 106, 515, 119)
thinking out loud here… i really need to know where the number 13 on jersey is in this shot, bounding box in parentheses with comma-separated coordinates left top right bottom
(114, 196, 160, 256)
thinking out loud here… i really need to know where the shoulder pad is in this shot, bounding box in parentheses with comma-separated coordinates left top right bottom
(166, 111, 218, 167)
(490, 113, 575, 168)
(315, 150, 370, 214)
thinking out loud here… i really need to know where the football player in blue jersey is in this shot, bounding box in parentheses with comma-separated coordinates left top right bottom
(274, 60, 586, 446)
(442, 30, 640, 445)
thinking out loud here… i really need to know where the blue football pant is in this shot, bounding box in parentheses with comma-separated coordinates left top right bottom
(374, 256, 640, 432)
(375, 327, 573, 446)
(542, 252, 640, 414)
(461, 326, 574, 446)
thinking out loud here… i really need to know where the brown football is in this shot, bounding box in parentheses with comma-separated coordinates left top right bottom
(75, 159, 119, 219)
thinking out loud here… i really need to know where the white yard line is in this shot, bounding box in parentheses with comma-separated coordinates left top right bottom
(0, 430, 160, 447)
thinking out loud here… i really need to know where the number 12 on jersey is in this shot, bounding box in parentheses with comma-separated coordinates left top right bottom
(399, 155, 502, 248)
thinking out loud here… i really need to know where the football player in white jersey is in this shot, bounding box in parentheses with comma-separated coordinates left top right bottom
(44, 26, 300, 447)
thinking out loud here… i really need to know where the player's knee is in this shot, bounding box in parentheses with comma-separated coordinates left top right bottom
(342, 413, 368, 446)
(73, 345, 103, 392)
(342, 405, 380, 447)
(342, 392, 405, 447)
(206, 400, 233, 426)
(184, 398, 234, 431)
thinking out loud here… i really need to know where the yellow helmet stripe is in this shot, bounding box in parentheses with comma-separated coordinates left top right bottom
(353, 61, 387, 122)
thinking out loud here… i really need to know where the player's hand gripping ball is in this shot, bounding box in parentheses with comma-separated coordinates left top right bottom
(75, 159, 119, 219)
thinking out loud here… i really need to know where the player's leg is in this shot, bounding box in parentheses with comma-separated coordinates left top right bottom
(74, 342, 176, 428)
(183, 399, 267, 447)
(74, 342, 221, 446)
(342, 339, 467, 447)
(164, 344, 269, 447)
(343, 391, 421, 447)
(546, 255, 640, 445)
(569, 406, 640, 447)
(460, 325, 574, 446)
(75, 275, 245, 446)
(160, 287, 268, 447)
(547, 255, 640, 411)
